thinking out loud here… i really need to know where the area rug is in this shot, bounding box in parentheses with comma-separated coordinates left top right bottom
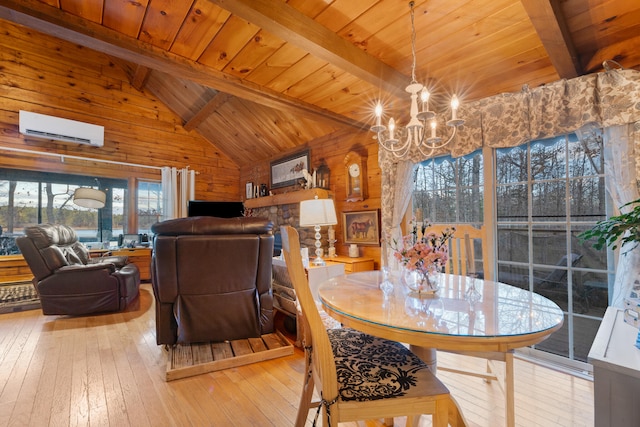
(0, 281, 40, 314)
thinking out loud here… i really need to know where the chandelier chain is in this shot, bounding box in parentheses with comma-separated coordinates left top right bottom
(370, 1, 464, 158)
(410, 1, 417, 84)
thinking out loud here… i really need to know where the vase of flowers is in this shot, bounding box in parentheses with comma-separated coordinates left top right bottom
(392, 225, 454, 295)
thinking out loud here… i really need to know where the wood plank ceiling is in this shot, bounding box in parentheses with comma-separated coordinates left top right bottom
(0, 0, 639, 168)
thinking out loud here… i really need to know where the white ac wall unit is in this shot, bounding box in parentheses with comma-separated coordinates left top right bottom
(19, 110, 104, 147)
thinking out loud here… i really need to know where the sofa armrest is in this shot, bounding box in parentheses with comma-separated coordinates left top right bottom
(89, 255, 128, 268)
(57, 263, 116, 274)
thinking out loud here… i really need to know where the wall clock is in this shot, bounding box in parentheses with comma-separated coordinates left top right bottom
(344, 151, 367, 202)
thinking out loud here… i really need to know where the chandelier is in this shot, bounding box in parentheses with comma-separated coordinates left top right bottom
(371, 1, 464, 158)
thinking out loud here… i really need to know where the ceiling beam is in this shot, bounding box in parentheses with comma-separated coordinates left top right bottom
(209, 0, 408, 99)
(520, 0, 581, 78)
(582, 34, 640, 73)
(131, 65, 151, 91)
(183, 92, 232, 132)
(0, 0, 365, 130)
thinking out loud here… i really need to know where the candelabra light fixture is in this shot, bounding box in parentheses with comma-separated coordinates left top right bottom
(371, 1, 464, 158)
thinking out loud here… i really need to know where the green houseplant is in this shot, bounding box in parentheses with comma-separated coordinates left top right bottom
(580, 198, 640, 252)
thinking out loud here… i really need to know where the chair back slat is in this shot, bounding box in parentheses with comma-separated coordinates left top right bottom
(426, 224, 488, 279)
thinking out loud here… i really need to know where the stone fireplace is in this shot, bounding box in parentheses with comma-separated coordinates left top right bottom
(243, 188, 334, 253)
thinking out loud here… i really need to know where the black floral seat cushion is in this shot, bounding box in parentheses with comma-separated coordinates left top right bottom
(327, 328, 449, 402)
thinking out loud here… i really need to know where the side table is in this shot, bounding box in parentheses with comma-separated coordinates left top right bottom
(325, 255, 374, 273)
(111, 247, 152, 281)
(588, 306, 640, 426)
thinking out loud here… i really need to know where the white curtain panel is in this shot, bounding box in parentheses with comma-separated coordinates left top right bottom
(381, 160, 416, 269)
(602, 124, 640, 307)
(161, 166, 175, 221)
(178, 168, 196, 218)
(161, 167, 196, 220)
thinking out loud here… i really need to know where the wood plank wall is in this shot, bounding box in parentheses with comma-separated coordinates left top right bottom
(0, 20, 241, 214)
(0, 18, 383, 266)
(240, 129, 383, 264)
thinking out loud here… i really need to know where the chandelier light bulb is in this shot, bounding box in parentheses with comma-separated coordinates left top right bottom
(430, 120, 437, 138)
(420, 87, 430, 109)
(451, 95, 459, 120)
(375, 103, 383, 126)
(388, 118, 396, 140)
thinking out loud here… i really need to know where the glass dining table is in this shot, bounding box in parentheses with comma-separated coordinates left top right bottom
(318, 270, 564, 427)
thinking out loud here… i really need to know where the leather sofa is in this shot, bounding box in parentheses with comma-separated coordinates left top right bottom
(16, 224, 140, 315)
(151, 216, 275, 345)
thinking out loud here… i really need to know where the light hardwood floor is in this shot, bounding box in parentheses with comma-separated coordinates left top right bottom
(0, 284, 594, 426)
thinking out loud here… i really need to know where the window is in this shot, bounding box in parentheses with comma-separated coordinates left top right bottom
(0, 169, 127, 252)
(137, 180, 162, 234)
(496, 133, 609, 362)
(412, 133, 611, 365)
(413, 151, 483, 225)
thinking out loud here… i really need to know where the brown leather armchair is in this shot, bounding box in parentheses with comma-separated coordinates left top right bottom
(151, 216, 275, 345)
(16, 224, 140, 315)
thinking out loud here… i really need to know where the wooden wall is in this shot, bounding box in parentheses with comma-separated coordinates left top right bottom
(240, 129, 382, 264)
(0, 18, 382, 266)
(0, 20, 240, 216)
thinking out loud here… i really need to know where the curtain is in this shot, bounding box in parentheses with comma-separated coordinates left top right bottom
(161, 167, 196, 221)
(179, 168, 196, 218)
(378, 155, 415, 269)
(161, 166, 177, 221)
(602, 124, 640, 307)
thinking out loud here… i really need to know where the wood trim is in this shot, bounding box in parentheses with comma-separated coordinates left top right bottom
(244, 188, 332, 208)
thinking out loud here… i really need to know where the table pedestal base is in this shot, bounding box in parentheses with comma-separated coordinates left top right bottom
(409, 345, 438, 374)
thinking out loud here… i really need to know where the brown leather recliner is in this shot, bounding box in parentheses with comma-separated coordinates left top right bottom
(151, 216, 275, 345)
(16, 224, 140, 315)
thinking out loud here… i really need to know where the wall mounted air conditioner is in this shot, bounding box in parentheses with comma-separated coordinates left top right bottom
(19, 110, 104, 147)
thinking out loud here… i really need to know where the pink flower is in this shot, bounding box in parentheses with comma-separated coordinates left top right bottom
(391, 227, 454, 274)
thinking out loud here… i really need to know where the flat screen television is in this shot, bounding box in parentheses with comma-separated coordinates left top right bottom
(187, 201, 245, 218)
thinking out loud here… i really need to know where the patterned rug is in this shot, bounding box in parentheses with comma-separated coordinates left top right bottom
(0, 281, 40, 314)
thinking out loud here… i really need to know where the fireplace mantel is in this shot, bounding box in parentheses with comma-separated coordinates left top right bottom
(244, 188, 332, 209)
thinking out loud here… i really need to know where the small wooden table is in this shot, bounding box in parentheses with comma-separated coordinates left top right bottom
(325, 255, 374, 273)
(318, 271, 564, 427)
(111, 247, 152, 281)
(92, 247, 152, 281)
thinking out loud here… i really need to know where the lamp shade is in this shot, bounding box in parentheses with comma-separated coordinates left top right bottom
(73, 187, 106, 209)
(299, 198, 337, 227)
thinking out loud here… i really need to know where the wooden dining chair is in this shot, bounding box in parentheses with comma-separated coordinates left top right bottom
(425, 224, 515, 425)
(280, 226, 467, 427)
(424, 224, 489, 280)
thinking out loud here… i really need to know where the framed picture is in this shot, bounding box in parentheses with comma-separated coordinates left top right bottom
(342, 209, 380, 246)
(246, 182, 253, 199)
(270, 149, 309, 189)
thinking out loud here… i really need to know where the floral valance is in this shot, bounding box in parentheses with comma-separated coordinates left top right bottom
(380, 68, 640, 165)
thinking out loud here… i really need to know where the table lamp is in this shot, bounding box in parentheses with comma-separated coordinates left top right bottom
(299, 196, 337, 266)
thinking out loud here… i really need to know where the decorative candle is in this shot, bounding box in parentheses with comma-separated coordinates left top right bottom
(328, 226, 335, 241)
(430, 120, 436, 138)
(388, 118, 395, 140)
(451, 95, 459, 120)
(420, 87, 430, 112)
(375, 103, 382, 127)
